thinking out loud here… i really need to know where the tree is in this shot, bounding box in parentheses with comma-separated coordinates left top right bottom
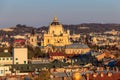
(34, 47, 41, 57)
(28, 45, 34, 59)
(34, 47, 48, 58)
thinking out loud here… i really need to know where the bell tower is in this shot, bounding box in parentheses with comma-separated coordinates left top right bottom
(29, 29, 38, 46)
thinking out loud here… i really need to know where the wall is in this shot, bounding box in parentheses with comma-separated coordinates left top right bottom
(13, 48, 28, 64)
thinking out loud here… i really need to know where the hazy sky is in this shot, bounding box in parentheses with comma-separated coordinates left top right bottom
(0, 0, 120, 28)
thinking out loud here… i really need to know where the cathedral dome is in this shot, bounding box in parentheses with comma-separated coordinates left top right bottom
(51, 16, 60, 25)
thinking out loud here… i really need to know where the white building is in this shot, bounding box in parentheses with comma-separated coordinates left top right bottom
(0, 65, 11, 76)
(13, 48, 28, 64)
(0, 57, 13, 65)
(0, 52, 13, 65)
(13, 35, 26, 39)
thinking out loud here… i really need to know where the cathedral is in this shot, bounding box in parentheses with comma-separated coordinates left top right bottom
(42, 17, 71, 46)
(41, 17, 90, 54)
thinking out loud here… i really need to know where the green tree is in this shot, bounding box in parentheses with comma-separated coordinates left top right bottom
(34, 47, 48, 58)
(28, 45, 34, 59)
(34, 47, 41, 57)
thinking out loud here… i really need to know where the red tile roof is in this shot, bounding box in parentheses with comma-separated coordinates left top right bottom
(49, 52, 76, 57)
(14, 39, 26, 43)
(116, 59, 120, 66)
(49, 52, 66, 57)
(88, 72, 120, 80)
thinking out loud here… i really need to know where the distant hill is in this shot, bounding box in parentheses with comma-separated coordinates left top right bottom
(0, 23, 120, 36)
(63, 23, 120, 34)
(37, 23, 120, 34)
(0, 24, 35, 36)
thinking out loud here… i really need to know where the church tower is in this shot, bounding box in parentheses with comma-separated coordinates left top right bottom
(29, 29, 38, 46)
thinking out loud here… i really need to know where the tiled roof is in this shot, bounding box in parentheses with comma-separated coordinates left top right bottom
(115, 59, 120, 66)
(52, 72, 67, 77)
(65, 43, 89, 49)
(0, 52, 12, 57)
(88, 72, 120, 80)
(49, 52, 65, 56)
(14, 39, 26, 43)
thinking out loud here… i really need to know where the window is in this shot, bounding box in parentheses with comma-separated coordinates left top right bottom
(0, 58, 1, 60)
(1, 70, 3, 74)
(16, 58, 18, 60)
(52, 31, 54, 34)
(48, 39, 49, 43)
(7, 58, 9, 60)
(10, 58, 12, 60)
(16, 62, 18, 64)
(24, 61, 26, 64)
(31, 39, 33, 42)
(3, 58, 5, 60)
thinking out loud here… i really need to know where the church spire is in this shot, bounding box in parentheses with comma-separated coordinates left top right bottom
(31, 29, 35, 36)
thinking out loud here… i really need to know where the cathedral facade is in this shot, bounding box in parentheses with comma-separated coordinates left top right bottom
(43, 17, 71, 46)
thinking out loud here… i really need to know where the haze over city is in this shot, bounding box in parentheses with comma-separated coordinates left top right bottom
(0, 0, 120, 80)
(0, 0, 120, 28)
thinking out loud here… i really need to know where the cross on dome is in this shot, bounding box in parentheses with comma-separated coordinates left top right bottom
(53, 16, 58, 22)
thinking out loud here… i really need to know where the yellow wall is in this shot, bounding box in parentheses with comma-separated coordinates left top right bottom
(0, 57, 12, 65)
(29, 35, 37, 46)
(43, 17, 70, 46)
(65, 48, 90, 54)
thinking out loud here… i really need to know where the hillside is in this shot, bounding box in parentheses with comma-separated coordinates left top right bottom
(0, 23, 120, 36)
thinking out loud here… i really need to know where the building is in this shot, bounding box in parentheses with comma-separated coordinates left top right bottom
(92, 37, 98, 45)
(13, 35, 26, 39)
(96, 51, 115, 61)
(14, 39, 26, 47)
(0, 35, 29, 66)
(0, 65, 11, 76)
(70, 33, 80, 42)
(104, 29, 118, 35)
(49, 52, 66, 60)
(0, 48, 28, 65)
(43, 17, 71, 46)
(29, 29, 38, 46)
(0, 52, 12, 65)
(13, 48, 28, 64)
(88, 72, 120, 80)
(65, 43, 90, 54)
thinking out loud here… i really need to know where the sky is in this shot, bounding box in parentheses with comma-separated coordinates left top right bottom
(0, 0, 120, 28)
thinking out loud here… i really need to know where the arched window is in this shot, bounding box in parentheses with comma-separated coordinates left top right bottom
(48, 39, 49, 43)
(52, 31, 54, 34)
(31, 39, 33, 42)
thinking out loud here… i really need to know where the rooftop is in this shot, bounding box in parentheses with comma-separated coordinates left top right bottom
(65, 43, 89, 49)
(0, 52, 12, 57)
